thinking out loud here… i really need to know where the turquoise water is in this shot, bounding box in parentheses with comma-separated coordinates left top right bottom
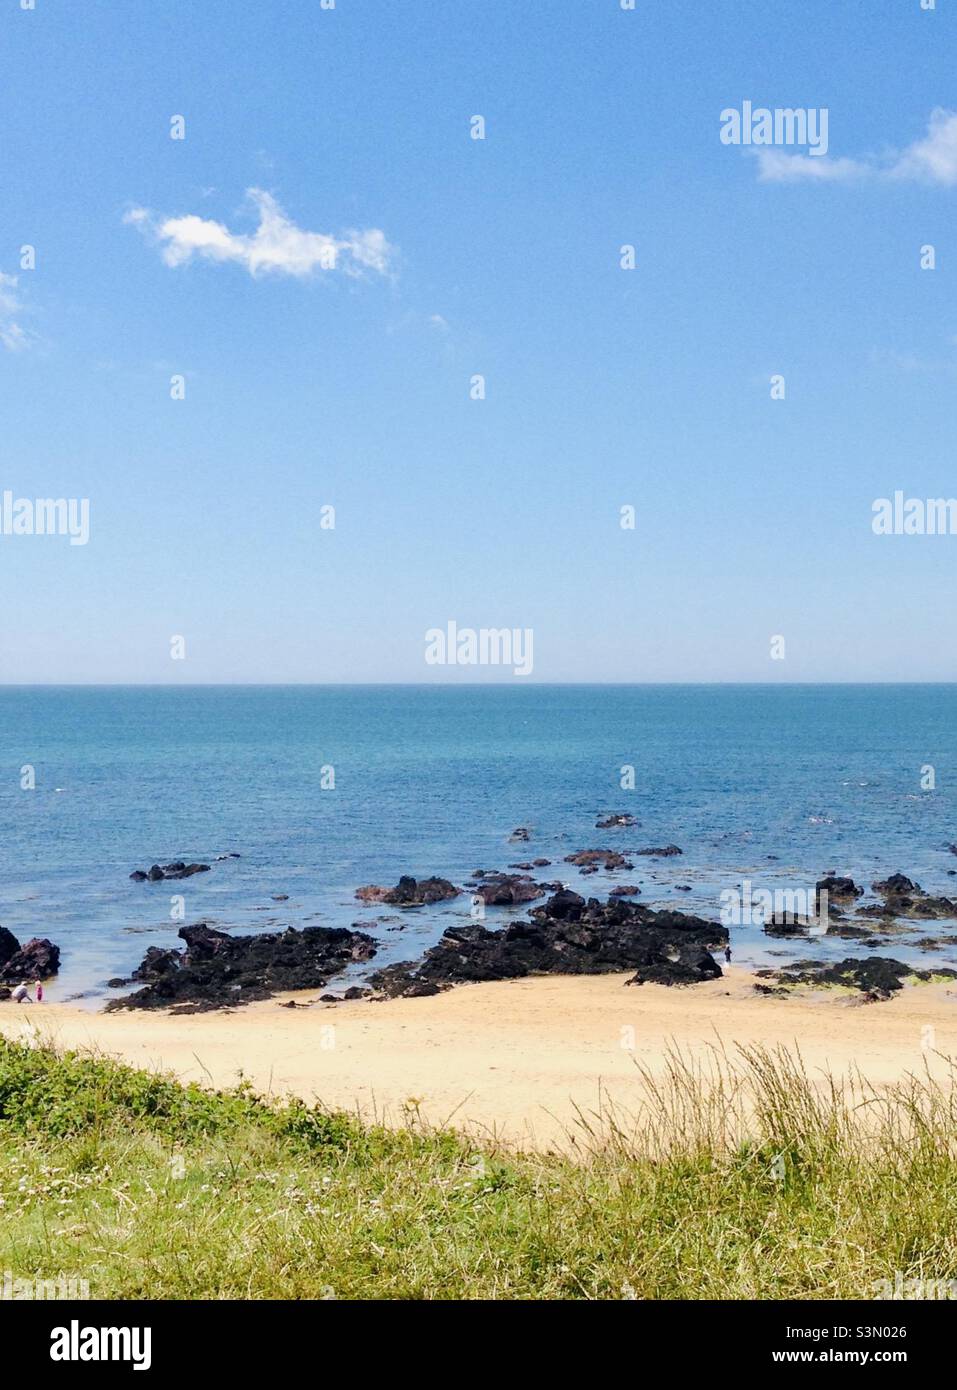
(2, 684, 956, 1004)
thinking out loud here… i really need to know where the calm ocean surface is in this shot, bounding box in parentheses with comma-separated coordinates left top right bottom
(2, 684, 956, 1005)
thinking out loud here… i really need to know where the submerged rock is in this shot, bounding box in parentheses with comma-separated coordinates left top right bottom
(130, 861, 211, 882)
(564, 849, 634, 871)
(110, 922, 377, 1011)
(368, 891, 726, 997)
(355, 875, 460, 906)
(596, 813, 638, 829)
(635, 845, 683, 857)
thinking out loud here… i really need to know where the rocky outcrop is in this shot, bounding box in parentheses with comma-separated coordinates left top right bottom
(130, 861, 211, 882)
(564, 849, 634, 871)
(596, 813, 637, 829)
(467, 872, 548, 906)
(873, 873, 921, 898)
(635, 845, 683, 858)
(109, 922, 377, 1011)
(816, 876, 863, 903)
(0, 927, 20, 970)
(368, 891, 726, 997)
(763, 955, 957, 1001)
(0, 934, 60, 983)
(859, 874, 957, 921)
(509, 827, 531, 843)
(355, 876, 460, 906)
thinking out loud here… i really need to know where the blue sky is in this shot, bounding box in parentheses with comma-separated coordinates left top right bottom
(1, 0, 955, 682)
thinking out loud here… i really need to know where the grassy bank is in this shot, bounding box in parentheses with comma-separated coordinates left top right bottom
(1, 1035, 956, 1300)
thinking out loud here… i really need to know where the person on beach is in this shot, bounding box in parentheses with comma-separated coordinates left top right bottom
(36, 983, 43, 1003)
(11, 983, 33, 1004)
(724, 945, 732, 965)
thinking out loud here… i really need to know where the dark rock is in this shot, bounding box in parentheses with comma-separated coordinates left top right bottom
(771, 955, 957, 1001)
(862, 874, 957, 920)
(816, 876, 863, 902)
(0, 937, 60, 983)
(545, 889, 586, 920)
(596, 813, 637, 829)
(0, 986, 9, 1001)
(132, 861, 211, 883)
(470, 873, 546, 906)
(635, 845, 683, 857)
(109, 924, 377, 1011)
(532, 858, 551, 867)
(873, 873, 922, 897)
(355, 875, 460, 906)
(0, 926, 20, 969)
(609, 884, 641, 897)
(564, 849, 634, 871)
(368, 891, 726, 997)
(627, 946, 721, 988)
(509, 827, 531, 842)
(343, 986, 370, 1000)
(272, 894, 289, 902)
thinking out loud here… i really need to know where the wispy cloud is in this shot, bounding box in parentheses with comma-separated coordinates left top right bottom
(125, 188, 394, 279)
(753, 150, 868, 183)
(0, 271, 30, 351)
(754, 108, 957, 186)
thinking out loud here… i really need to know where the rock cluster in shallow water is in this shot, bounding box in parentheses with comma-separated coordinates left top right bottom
(110, 922, 378, 1012)
(130, 861, 211, 882)
(355, 875, 460, 906)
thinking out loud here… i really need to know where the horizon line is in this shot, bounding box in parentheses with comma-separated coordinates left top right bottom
(1, 681, 956, 690)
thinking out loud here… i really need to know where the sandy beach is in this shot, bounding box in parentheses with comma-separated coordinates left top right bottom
(4, 970, 957, 1149)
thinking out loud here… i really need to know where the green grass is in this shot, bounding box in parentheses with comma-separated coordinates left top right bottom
(1, 1035, 957, 1299)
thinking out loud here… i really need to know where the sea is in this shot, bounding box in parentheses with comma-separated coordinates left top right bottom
(1, 684, 956, 1006)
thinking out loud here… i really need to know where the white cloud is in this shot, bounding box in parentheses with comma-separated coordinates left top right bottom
(125, 188, 394, 279)
(754, 150, 867, 182)
(890, 107, 957, 185)
(0, 271, 29, 351)
(751, 109, 957, 187)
